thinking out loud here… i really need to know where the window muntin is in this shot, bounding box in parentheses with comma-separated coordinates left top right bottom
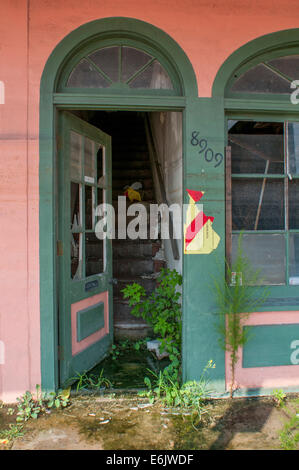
(228, 119, 299, 285)
(66, 46, 174, 91)
(229, 54, 299, 95)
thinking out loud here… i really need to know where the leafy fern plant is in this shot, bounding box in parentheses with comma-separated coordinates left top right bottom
(213, 234, 269, 398)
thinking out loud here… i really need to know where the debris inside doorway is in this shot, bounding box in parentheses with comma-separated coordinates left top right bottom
(71, 340, 170, 392)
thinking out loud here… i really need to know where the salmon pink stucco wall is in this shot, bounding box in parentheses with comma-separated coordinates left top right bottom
(2, 0, 299, 401)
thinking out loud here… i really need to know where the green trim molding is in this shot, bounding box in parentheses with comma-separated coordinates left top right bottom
(212, 28, 299, 99)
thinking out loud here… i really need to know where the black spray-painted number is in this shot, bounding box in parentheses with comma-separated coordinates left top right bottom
(190, 131, 223, 168)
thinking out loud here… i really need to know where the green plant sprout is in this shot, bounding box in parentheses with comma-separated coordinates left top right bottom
(273, 389, 287, 408)
(213, 233, 269, 398)
(140, 360, 215, 427)
(279, 398, 299, 450)
(70, 369, 112, 392)
(122, 268, 182, 381)
(15, 384, 71, 423)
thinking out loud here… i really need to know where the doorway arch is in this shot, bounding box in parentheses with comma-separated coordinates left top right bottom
(39, 17, 197, 391)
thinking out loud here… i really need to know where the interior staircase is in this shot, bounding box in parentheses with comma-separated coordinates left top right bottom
(110, 112, 165, 339)
(83, 111, 165, 339)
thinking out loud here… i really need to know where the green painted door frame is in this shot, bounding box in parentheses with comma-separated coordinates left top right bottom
(39, 17, 200, 392)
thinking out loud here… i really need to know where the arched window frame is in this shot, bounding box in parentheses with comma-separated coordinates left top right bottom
(56, 37, 183, 96)
(213, 31, 299, 291)
(225, 45, 299, 101)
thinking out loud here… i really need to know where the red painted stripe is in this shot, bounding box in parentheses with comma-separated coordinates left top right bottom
(186, 189, 204, 202)
(185, 211, 214, 248)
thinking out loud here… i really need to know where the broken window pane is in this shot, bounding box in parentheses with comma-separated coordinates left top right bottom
(287, 122, 299, 175)
(71, 182, 81, 230)
(232, 233, 286, 285)
(229, 121, 284, 174)
(84, 137, 95, 182)
(289, 179, 299, 229)
(71, 233, 82, 280)
(232, 178, 285, 230)
(85, 185, 94, 230)
(231, 64, 291, 94)
(289, 234, 299, 284)
(85, 232, 104, 277)
(97, 145, 104, 184)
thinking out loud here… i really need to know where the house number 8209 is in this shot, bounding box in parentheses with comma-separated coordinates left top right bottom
(190, 131, 223, 168)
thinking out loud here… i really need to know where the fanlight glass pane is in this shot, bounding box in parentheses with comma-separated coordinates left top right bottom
(231, 63, 291, 94)
(267, 55, 299, 80)
(129, 60, 173, 89)
(88, 47, 119, 82)
(67, 59, 110, 88)
(67, 47, 174, 91)
(121, 47, 152, 82)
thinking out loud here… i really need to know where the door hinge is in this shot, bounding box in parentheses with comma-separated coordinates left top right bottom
(57, 346, 64, 360)
(57, 240, 63, 256)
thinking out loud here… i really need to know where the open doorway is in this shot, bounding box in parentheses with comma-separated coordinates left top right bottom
(58, 109, 183, 389)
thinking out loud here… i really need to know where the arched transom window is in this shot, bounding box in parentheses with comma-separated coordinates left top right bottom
(60, 45, 178, 93)
(226, 52, 299, 96)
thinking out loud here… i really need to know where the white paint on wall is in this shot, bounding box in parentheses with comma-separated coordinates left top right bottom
(0, 81, 5, 104)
